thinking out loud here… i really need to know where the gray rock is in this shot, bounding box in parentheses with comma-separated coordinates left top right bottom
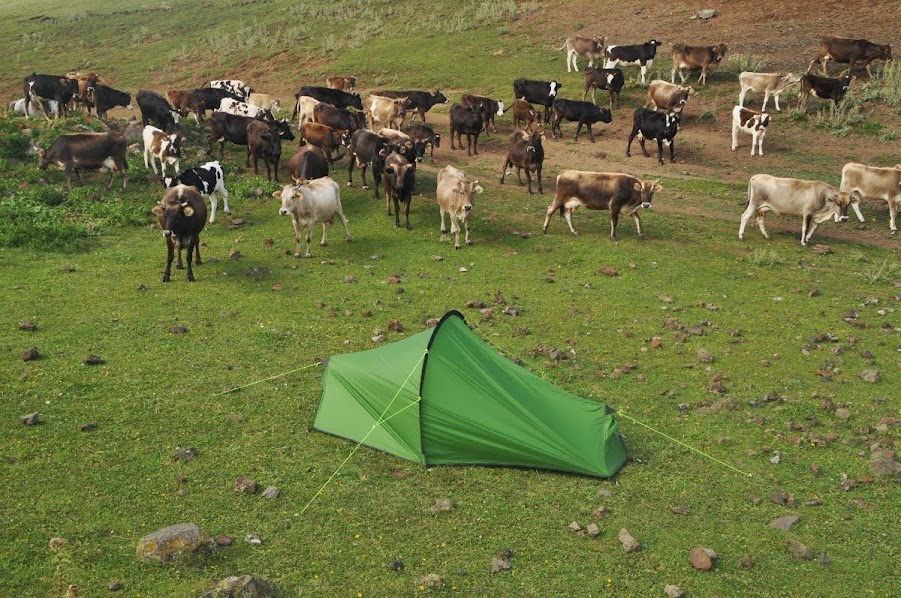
(859, 370, 880, 383)
(835, 408, 851, 420)
(173, 447, 198, 461)
(491, 557, 511, 573)
(787, 539, 814, 560)
(136, 523, 215, 563)
(245, 533, 262, 545)
(18, 321, 37, 331)
(696, 8, 717, 19)
(261, 486, 280, 499)
(84, 354, 105, 365)
(80, 422, 98, 432)
(21, 346, 39, 361)
(199, 575, 276, 598)
(234, 476, 257, 494)
(417, 574, 445, 590)
(697, 348, 714, 363)
(434, 498, 453, 511)
(689, 546, 713, 570)
(665, 585, 685, 598)
(618, 528, 640, 552)
(586, 523, 600, 537)
(597, 488, 613, 497)
(107, 580, 123, 591)
(769, 515, 800, 531)
(569, 521, 582, 532)
(869, 457, 901, 477)
(20, 412, 41, 426)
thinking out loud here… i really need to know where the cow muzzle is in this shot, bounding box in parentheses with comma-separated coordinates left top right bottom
(837, 215, 849, 222)
(463, 204, 473, 212)
(163, 229, 173, 237)
(279, 208, 290, 216)
(641, 202, 652, 209)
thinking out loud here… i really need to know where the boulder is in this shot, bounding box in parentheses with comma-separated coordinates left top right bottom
(136, 523, 215, 563)
(689, 546, 713, 570)
(199, 575, 276, 598)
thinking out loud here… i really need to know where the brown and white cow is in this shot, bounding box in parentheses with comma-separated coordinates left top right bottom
(142, 125, 181, 176)
(557, 36, 606, 73)
(808, 36, 892, 77)
(671, 43, 728, 85)
(247, 93, 281, 113)
(326, 76, 356, 92)
(645, 80, 693, 115)
(273, 177, 352, 258)
(840, 162, 900, 233)
(543, 170, 662, 240)
(436, 165, 483, 249)
(38, 132, 127, 191)
(739, 174, 853, 245)
(738, 72, 801, 112)
(731, 106, 769, 156)
(368, 94, 408, 129)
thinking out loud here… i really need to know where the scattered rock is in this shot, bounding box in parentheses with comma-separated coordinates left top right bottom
(697, 348, 714, 363)
(770, 515, 800, 531)
(835, 408, 851, 420)
(818, 553, 833, 566)
(107, 581, 123, 592)
(244, 533, 262, 545)
(569, 521, 582, 532)
(618, 528, 640, 552)
(173, 447, 198, 461)
(597, 488, 613, 498)
(810, 244, 832, 255)
(136, 523, 215, 563)
(61, 264, 76, 272)
(169, 325, 188, 334)
(362, 310, 373, 318)
(18, 321, 37, 331)
(547, 348, 568, 361)
(808, 289, 820, 297)
(806, 497, 822, 506)
(234, 476, 257, 494)
(479, 307, 494, 321)
(21, 346, 39, 361)
(261, 486, 280, 499)
(215, 535, 234, 547)
(84, 354, 105, 366)
(344, 274, 356, 283)
(430, 255, 443, 262)
(388, 560, 404, 571)
(491, 557, 511, 573)
(417, 573, 445, 590)
(670, 505, 689, 515)
(787, 539, 814, 560)
(593, 506, 608, 518)
(859, 370, 880, 383)
(599, 266, 619, 277)
(586, 523, 600, 537)
(739, 555, 753, 569)
(372, 333, 386, 343)
(228, 249, 241, 261)
(434, 498, 453, 511)
(388, 320, 404, 332)
(770, 490, 789, 505)
(869, 457, 901, 477)
(466, 298, 486, 309)
(271, 284, 283, 292)
(665, 584, 685, 598)
(199, 575, 276, 598)
(19, 412, 41, 426)
(689, 547, 714, 570)
(693, 8, 717, 20)
(80, 422, 98, 432)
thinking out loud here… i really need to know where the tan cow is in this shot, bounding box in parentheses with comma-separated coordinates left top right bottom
(840, 162, 900, 232)
(294, 95, 321, 125)
(645, 80, 693, 115)
(671, 43, 728, 85)
(738, 72, 801, 112)
(247, 93, 281, 113)
(367, 95, 409, 129)
(436, 165, 483, 249)
(739, 175, 854, 245)
(326, 76, 356, 92)
(512, 99, 539, 132)
(557, 36, 606, 73)
(273, 177, 352, 258)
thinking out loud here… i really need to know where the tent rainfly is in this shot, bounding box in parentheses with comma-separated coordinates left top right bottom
(314, 311, 629, 477)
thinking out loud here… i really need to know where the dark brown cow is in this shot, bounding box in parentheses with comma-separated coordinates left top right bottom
(152, 184, 207, 282)
(542, 170, 662, 240)
(512, 99, 539, 132)
(583, 67, 625, 109)
(247, 120, 282, 182)
(326, 76, 356, 92)
(286, 145, 329, 181)
(383, 151, 416, 229)
(37, 132, 127, 191)
(808, 36, 892, 77)
(798, 74, 854, 109)
(500, 130, 545, 195)
(671, 43, 728, 85)
(460, 93, 504, 134)
(299, 122, 349, 171)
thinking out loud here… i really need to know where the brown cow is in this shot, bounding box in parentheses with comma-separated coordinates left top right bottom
(247, 120, 282, 182)
(500, 130, 545, 195)
(38, 132, 127, 191)
(557, 36, 606, 73)
(152, 184, 207, 282)
(166, 90, 201, 120)
(808, 36, 892, 77)
(299, 122, 349, 171)
(671, 43, 728, 85)
(286, 145, 329, 181)
(512, 99, 539, 132)
(326, 76, 356, 92)
(645, 80, 693, 115)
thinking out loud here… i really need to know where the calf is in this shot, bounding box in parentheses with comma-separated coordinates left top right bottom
(137, 90, 180, 132)
(218, 97, 271, 119)
(671, 43, 728, 85)
(247, 120, 282, 182)
(143, 126, 182, 176)
(312, 102, 367, 135)
(377, 128, 422, 163)
(208, 79, 251, 101)
(449, 104, 484, 156)
(371, 90, 447, 124)
(163, 161, 230, 224)
(731, 106, 770, 156)
(740, 174, 851, 245)
(738, 72, 801, 112)
(273, 177, 352, 258)
(557, 36, 606, 72)
(207, 112, 294, 161)
(808, 36, 892, 77)
(500, 130, 545, 195)
(93, 84, 132, 118)
(626, 108, 679, 165)
(347, 129, 392, 199)
(460, 93, 505, 134)
(326, 76, 356, 92)
(367, 94, 409, 129)
(405, 122, 440, 161)
(645, 80, 693, 115)
(191, 88, 241, 123)
(299, 122, 349, 171)
(513, 78, 562, 124)
(551, 99, 612, 142)
(543, 170, 662, 240)
(512, 98, 539, 132)
(38, 132, 127, 191)
(582, 67, 625, 109)
(23, 73, 79, 119)
(287, 145, 330, 181)
(295, 95, 321, 125)
(247, 93, 281, 113)
(166, 90, 197, 118)
(9, 97, 58, 118)
(152, 184, 207, 282)
(436, 165, 483, 249)
(840, 162, 899, 232)
(604, 40, 663, 85)
(383, 151, 416, 229)
(798, 74, 853, 109)
(294, 86, 363, 114)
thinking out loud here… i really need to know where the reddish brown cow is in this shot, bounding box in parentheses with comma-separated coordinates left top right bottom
(671, 43, 728, 85)
(299, 122, 349, 172)
(326, 76, 356, 92)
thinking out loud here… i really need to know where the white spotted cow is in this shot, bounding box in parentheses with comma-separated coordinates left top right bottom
(731, 106, 769, 156)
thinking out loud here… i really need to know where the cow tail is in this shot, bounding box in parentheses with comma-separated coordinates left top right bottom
(745, 178, 753, 208)
(558, 204, 565, 217)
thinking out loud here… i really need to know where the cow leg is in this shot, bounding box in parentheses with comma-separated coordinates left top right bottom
(219, 140, 226, 160)
(525, 168, 533, 195)
(144, 149, 152, 172)
(473, 133, 479, 155)
(361, 164, 370, 190)
(759, 90, 769, 111)
(609, 208, 620, 242)
(631, 211, 644, 240)
(391, 194, 399, 226)
(612, 91, 619, 110)
(499, 159, 510, 185)
(588, 123, 596, 143)
(320, 221, 329, 247)
(887, 199, 898, 233)
(118, 159, 127, 190)
(668, 138, 675, 163)
(802, 214, 818, 245)
(574, 121, 584, 142)
(220, 186, 231, 216)
(626, 131, 636, 157)
(347, 155, 356, 187)
(514, 166, 523, 185)
(291, 215, 303, 258)
(194, 236, 202, 266)
(640, 65, 648, 86)
(247, 147, 253, 168)
(670, 66, 677, 84)
(335, 204, 352, 242)
(466, 134, 472, 157)
(162, 237, 174, 282)
(564, 207, 579, 236)
(463, 214, 472, 246)
(699, 68, 706, 86)
(450, 214, 460, 249)
(738, 203, 755, 240)
(821, 56, 830, 76)
(638, 137, 650, 158)
(773, 93, 781, 112)
(209, 194, 219, 224)
(304, 223, 313, 258)
(731, 123, 739, 151)
(440, 207, 447, 233)
(64, 163, 74, 192)
(756, 212, 770, 240)
(536, 164, 543, 195)
(175, 241, 184, 270)
(185, 239, 196, 282)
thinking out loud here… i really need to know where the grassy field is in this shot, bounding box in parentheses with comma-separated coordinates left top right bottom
(1, 1, 899, 596)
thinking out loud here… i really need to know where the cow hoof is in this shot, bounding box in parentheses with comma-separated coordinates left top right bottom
(440, 228, 447, 234)
(305, 253, 313, 258)
(320, 242, 327, 247)
(162, 276, 170, 283)
(466, 240, 473, 246)
(362, 185, 369, 190)
(455, 245, 461, 250)
(406, 225, 412, 231)
(294, 253, 301, 258)
(346, 182, 353, 187)
(224, 209, 231, 214)
(188, 276, 195, 282)
(176, 264, 183, 270)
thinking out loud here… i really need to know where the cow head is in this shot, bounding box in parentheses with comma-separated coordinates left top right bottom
(548, 81, 562, 97)
(647, 40, 663, 48)
(454, 177, 483, 215)
(879, 44, 892, 61)
(432, 133, 441, 148)
(780, 73, 802, 86)
(840, 75, 855, 91)
(594, 36, 606, 51)
(36, 148, 52, 169)
(434, 90, 448, 103)
(593, 106, 613, 124)
(152, 190, 196, 237)
(337, 129, 351, 148)
(274, 182, 306, 216)
(634, 179, 662, 209)
(349, 93, 364, 111)
(166, 134, 183, 159)
(270, 118, 296, 141)
(663, 114, 680, 139)
(827, 191, 853, 222)
(384, 153, 413, 186)
(526, 131, 545, 153)
(713, 44, 728, 62)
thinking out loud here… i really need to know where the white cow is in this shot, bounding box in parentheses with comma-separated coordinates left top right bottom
(731, 106, 769, 156)
(840, 162, 900, 232)
(367, 95, 408, 129)
(8, 97, 59, 118)
(738, 72, 801, 112)
(294, 96, 321, 125)
(272, 176, 352, 258)
(740, 174, 854, 245)
(247, 93, 281, 112)
(436, 165, 483, 249)
(142, 126, 181, 176)
(218, 98, 269, 119)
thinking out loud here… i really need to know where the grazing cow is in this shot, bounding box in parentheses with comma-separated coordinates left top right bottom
(512, 98, 539, 132)
(405, 122, 441, 160)
(740, 175, 852, 245)
(840, 162, 900, 232)
(371, 90, 447, 124)
(738, 72, 801, 112)
(449, 104, 484, 156)
(378, 128, 423, 163)
(164, 161, 230, 224)
(152, 184, 207, 282)
(604, 40, 663, 85)
(582, 67, 625, 109)
(93, 84, 132, 119)
(798, 74, 854, 109)
(143, 126, 182, 176)
(207, 112, 294, 161)
(293, 86, 363, 115)
(645, 80, 693, 115)
(551, 99, 612, 142)
(9, 97, 59, 118)
(295, 96, 321, 125)
(671, 43, 728, 85)
(542, 170, 662, 240)
(326, 76, 356, 92)
(273, 177, 352, 258)
(299, 122, 349, 171)
(247, 93, 282, 113)
(383, 151, 416, 229)
(190, 88, 242, 122)
(208, 79, 252, 101)
(436, 165, 483, 249)
(557, 36, 606, 72)
(460, 93, 505, 134)
(626, 108, 679, 165)
(166, 90, 197, 118)
(513, 78, 562, 124)
(500, 130, 545, 195)
(247, 120, 283, 182)
(38, 132, 127, 191)
(312, 102, 367, 135)
(731, 106, 770, 156)
(218, 97, 271, 119)
(287, 145, 330, 181)
(136, 90, 180, 132)
(367, 94, 409, 129)
(67, 76, 97, 113)
(347, 129, 392, 198)
(23, 73, 79, 119)
(808, 36, 893, 77)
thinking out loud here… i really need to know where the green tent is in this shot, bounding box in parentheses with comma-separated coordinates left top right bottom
(314, 311, 629, 477)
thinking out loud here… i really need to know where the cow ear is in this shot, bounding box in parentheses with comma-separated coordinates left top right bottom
(653, 184, 663, 193)
(272, 190, 282, 199)
(37, 148, 45, 157)
(151, 205, 164, 216)
(474, 185, 484, 195)
(633, 182, 642, 191)
(183, 206, 194, 217)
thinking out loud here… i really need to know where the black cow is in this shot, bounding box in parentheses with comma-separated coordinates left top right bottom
(512, 78, 562, 123)
(604, 40, 663, 85)
(137, 90, 180, 133)
(207, 112, 294, 161)
(583, 67, 625, 109)
(93, 84, 131, 119)
(626, 108, 679, 165)
(23, 73, 80, 119)
(190, 88, 241, 123)
(287, 146, 330, 181)
(383, 151, 416, 229)
(500, 130, 545, 195)
(152, 184, 208, 282)
(38, 132, 128, 191)
(347, 129, 393, 199)
(312, 102, 367, 134)
(405, 122, 441, 161)
(372, 90, 448, 124)
(798, 74, 854, 109)
(449, 104, 484, 156)
(163, 161, 229, 224)
(460, 94, 504, 134)
(551, 99, 613, 142)
(293, 86, 364, 117)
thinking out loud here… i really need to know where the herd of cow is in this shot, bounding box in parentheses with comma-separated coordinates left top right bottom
(7, 33, 898, 281)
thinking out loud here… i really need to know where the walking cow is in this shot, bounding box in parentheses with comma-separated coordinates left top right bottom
(436, 165, 483, 249)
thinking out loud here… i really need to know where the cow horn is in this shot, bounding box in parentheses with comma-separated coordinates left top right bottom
(181, 201, 189, 207)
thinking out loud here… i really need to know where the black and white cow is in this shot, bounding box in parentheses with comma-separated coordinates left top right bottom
(626, 108, 679, 164)
(208, 79, 252, 101)
(23, 73, 80, 119)
(604, 40, 663, 85)
(798, 74, 854, 110)
(512, 78, 562, 124)
(164, 161, 230, 224)
(218, 97, 271, 119)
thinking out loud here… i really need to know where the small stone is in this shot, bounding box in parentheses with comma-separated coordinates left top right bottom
(107, 581, 122, 592)
(859, 370, 880, 383)
(586, 523, 600, 537)
(618, 528, 640, 552)
(770, 515, 800, 531)
(490, 557, 511, 573)
(234, 476, 257, 494)
(593, 506, 608, 518)
(271, 284, 283, 291)
(430, 255, 443, 262)
(808, 289, 820, 297)
(869, 457, 901, 477)
(261, 486, 280, 499)
(466, 298, 486, 308)
(244, 533, 262, 545)
(362, 310, 373, 317)
(372, 334, 386, 343)
(61, 264, 76, 272)
(215, 534, 234, 547)
(18, 321, 37, 331)
(697, 348, 714, 363)
(597, 488, 613, 498)
(569, 521, 582, 532)
(739, 556, 753, 569)
(665, 584, 685, 598)
(787, 539, 814, 560)
(387, 320, 405, 333)
(770, 490, 789, 505)
(479, 308, 494, 321)
(835, 408, 851, 420)
(670, 505, 689, 515)
(84, 354, 105, 366)
(345, 275, 356, 283)
(388, 560, 404, 571)
(434, 498, 453, 511)
(228, 249, 241, 260)
(169, 325, 188, 334)
(21, 347, 39, 361)
(547, 348, 567, 361)
(417, 574, 445, 590)
(689, 547, 713, 570)
(136, 523, 215, 563)
(20, 412, 41, 426)
(200, 575, 275, 598)
(806, 497, 822, 507)
(818, 553, 832, 565)
(599, 266, 619, 277)
(696, 8, 717, 19)
(80, 422, 98, 432)
(173, 447, 198, 461)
